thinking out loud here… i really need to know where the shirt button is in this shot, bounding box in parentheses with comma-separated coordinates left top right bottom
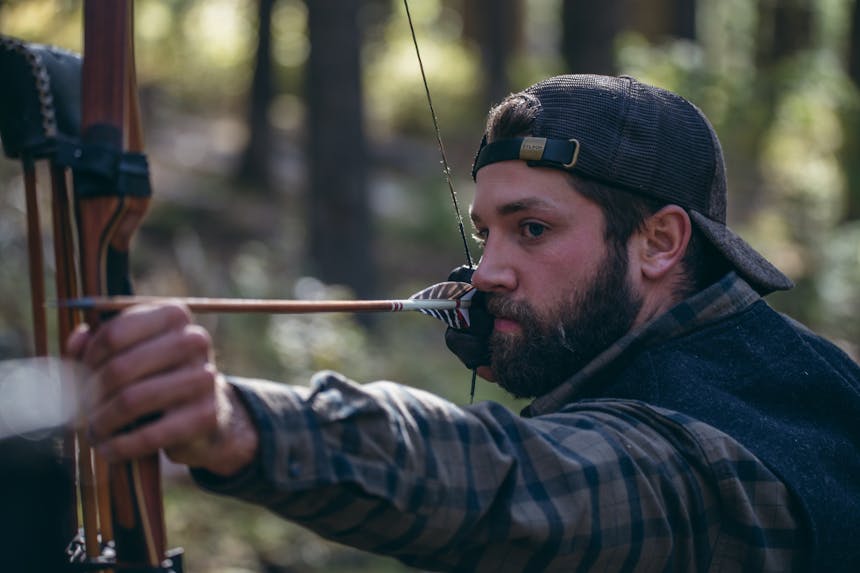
(288, 461, 302, 478)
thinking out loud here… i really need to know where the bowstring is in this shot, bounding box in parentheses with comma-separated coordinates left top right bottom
(403, 0, 479, 403)
(403, 0, 474, 269)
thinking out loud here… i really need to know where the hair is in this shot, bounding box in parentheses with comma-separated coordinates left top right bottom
(482, 93, 729, 297)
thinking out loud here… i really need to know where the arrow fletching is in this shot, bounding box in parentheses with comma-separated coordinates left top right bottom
(408, 281, 475, 329)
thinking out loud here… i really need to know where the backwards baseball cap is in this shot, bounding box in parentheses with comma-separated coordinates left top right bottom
(472, 74, 793, 295)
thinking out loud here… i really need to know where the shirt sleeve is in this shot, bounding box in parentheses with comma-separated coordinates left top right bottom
(191, 371, 802, 571)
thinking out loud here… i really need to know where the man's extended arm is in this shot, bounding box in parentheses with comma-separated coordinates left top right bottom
(193, 372, 802, 571)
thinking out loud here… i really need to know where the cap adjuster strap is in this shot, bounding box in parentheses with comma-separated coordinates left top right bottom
(472, 137, 580, 179)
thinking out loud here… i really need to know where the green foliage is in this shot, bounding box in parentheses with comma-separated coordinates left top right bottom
(0, 0, 81, 49)
(365, 0, 483, 138)
(817, 221, 860, 349)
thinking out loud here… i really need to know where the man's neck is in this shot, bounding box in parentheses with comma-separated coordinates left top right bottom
(630, 272, 688, 330)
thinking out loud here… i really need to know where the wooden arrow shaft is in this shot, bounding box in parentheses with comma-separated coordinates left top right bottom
(61, 296, 471, 314)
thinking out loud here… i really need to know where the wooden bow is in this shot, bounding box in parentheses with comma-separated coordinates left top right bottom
(70, 1, 180, 570)
(2, 1, 180, 569)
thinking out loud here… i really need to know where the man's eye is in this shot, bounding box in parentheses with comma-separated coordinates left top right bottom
(523, 222, 547, 238)
(471, 231, 487, 247)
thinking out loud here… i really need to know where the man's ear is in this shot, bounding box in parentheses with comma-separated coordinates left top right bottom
(634, 205, 692, 281)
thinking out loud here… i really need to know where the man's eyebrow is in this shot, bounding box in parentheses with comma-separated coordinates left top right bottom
(470, 197, 556, 224)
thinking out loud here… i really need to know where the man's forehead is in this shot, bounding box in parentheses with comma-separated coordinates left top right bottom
(470, 163, 589, 223)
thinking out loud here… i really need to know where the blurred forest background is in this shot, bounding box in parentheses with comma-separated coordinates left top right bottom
(1, 0, 859, 571)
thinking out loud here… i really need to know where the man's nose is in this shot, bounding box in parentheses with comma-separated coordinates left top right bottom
(471, 243, 517, 293)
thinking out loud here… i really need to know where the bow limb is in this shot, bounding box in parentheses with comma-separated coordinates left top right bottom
(76, 1, 172, 569)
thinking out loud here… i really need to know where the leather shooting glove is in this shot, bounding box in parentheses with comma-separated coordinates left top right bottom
(444, 265, 492, 370)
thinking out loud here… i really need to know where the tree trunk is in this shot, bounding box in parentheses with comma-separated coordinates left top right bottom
(740, 0, 814, 219)
(852, 0, 860, 86)
(464, 0, 522, 107)
(756, 0, 813, 68)
(671, 0, 696, 40)
(237, 0, 276, 191)
(305, 0, 376, 298)
(626, 0, 696, 42)
(843, 0, 860, 221)
(561, 0, 626, 75)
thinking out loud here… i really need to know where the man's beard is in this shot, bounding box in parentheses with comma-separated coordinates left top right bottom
(486, 244, 643, 399)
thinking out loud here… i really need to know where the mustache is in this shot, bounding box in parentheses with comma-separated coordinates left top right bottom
(484, 294, 535, 323)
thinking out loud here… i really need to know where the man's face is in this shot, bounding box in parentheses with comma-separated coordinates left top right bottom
(470, 161, 643, 398)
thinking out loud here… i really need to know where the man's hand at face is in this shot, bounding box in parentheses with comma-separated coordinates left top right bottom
(444, 265, 495, 381)
(67, 303, 259, 477)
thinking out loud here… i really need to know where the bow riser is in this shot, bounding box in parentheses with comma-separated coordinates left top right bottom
(78, 1, 174, 570)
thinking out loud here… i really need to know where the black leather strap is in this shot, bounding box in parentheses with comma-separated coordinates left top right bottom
(471, 137, 580, 179)
(70, 124, 151, 199)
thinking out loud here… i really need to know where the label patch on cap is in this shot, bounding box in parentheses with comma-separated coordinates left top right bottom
(519, 137, 547, 161)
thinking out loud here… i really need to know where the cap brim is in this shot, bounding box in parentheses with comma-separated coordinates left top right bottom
(689, 210, 794, 295)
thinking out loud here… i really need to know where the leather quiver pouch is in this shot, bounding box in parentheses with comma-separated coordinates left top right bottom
(0, 35, 81, 160)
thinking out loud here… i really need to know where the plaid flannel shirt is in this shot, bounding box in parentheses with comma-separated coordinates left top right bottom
(194, 274, 806, 571)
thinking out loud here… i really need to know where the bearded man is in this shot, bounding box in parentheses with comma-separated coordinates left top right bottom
(71, 75, 860, 571)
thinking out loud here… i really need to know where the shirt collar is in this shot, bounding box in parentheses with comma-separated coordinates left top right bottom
(523, 272, 761, 417)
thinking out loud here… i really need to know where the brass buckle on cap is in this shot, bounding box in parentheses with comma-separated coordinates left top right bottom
(564, 139, 581, 169)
